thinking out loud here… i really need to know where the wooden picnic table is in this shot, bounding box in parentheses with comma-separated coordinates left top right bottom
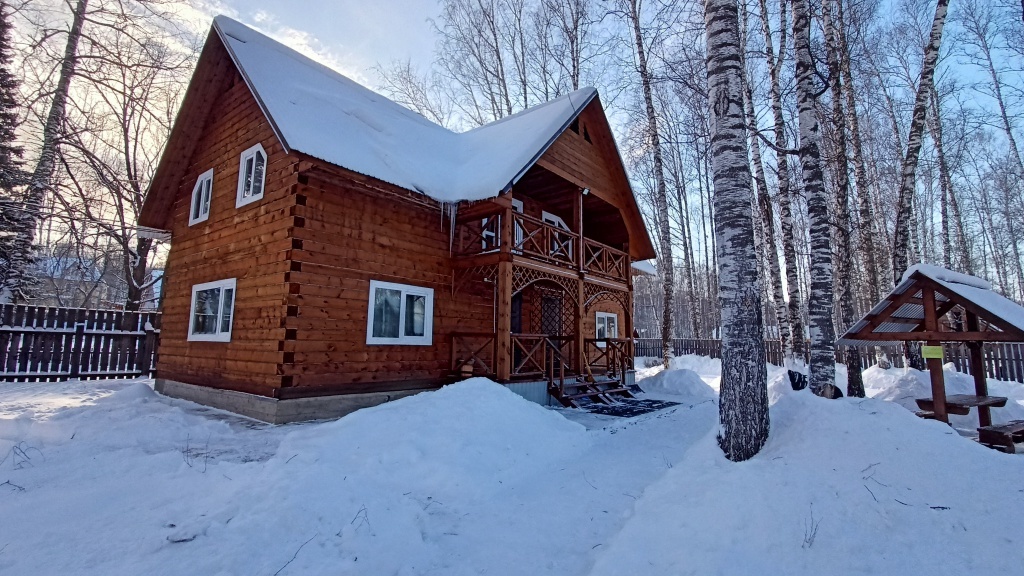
(915, 395, 1007, 424)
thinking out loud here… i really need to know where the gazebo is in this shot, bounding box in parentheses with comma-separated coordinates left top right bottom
(838, 264, 1024, 443)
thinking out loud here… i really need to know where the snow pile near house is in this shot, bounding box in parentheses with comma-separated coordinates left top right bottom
(0, 378, 592, 575)
(863, 364, 1024, 426)
(640, 367, 716, 401)
(590, 391, 1024, 575)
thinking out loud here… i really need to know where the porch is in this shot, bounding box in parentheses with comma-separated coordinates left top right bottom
(449, 331, 636, 406)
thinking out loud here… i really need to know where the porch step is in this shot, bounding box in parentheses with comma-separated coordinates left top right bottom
(550, 378, 634, 408)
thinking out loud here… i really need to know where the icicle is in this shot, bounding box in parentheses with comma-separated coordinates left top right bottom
(440, 201, 458, 256)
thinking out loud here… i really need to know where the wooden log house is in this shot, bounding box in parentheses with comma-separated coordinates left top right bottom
(138, 17, 656, 423)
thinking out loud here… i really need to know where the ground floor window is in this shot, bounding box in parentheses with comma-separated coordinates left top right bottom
(366, 280, 434, 345)
(596, 312, 618, 347)
(188, 278, 236, 342)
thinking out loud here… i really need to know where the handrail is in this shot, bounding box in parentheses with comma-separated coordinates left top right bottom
(450, 332, 497, 377)
(583, 238, 629, 281)
(512, 213, 577, 267)
(584, 338, 633, 385)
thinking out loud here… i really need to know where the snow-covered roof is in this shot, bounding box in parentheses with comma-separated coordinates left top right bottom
(214, 16, 597, 203)
(838, 264, 1024, 346)
(630, 260, 657, 275)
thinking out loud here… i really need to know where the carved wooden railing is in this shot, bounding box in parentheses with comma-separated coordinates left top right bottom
(511, 334, 573, 378)
(454, 212, 503, 257)
(584, 338, 633, 383)
(583, 238, 629, 282)
(512, 213, 577, 267)
(450, 332, 497, 377)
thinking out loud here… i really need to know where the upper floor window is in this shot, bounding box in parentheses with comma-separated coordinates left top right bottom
(189, 169, 213, 225)
(366, 280, 434, 345)
(236, 143, 267, 208)
(188, 278, 236, 342)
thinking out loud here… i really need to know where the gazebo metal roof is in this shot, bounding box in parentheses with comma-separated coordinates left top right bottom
(838, 264, 1024, 346)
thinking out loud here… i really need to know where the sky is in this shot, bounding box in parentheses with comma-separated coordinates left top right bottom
(187, 0, 441, 86)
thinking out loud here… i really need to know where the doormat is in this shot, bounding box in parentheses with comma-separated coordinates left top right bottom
(580, 398, 680, 418)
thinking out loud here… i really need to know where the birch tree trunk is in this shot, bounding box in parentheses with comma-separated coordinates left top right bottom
(758, 0, 803, 361)
(740, 0, 789, 348)
(834, 0, 880, 302)
(626, 0, 675, 367)
(824, 0, 864, 397)
(703, 0, 769, 462)
(926, 89, 959, 270)
(891, 0, 950, 283)
(793, 0, 837, 396)
(5, 0, 89, 301)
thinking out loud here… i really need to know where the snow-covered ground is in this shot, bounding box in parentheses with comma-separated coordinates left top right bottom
(2, 360, 1023, 575)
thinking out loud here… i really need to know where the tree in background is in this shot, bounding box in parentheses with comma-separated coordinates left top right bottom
(0, 0, 28, 301)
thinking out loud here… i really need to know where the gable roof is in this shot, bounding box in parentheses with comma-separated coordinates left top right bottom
(141, 16, 655, 259)
(837, 264, 1024, 346)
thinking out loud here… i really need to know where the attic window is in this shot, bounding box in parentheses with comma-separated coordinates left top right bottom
(583, 125, 592, 143)
(236, 143, 267, 208)
(570, 119, 580, 134)
(189, 169, 213, 225)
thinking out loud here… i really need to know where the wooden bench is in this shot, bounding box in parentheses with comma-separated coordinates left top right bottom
(978, 420, 1024, 454)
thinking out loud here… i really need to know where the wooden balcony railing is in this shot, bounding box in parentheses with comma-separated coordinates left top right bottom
(584, 338, 633, 382)
(450, 332, 497, 377)
(512, 213, 576, 267)
(584, 239, 629, 281)
(452, 203, 630, 283)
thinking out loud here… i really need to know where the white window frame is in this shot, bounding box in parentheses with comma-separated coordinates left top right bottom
(595, 312, 619, 348)
(483, 198, 524, 252)
(366, 280, 434, 346)
(188, 169, 214, 226)
(542, 210, 573, 259)
(187, 278, 237, 342)
(236, 143, 267, 208)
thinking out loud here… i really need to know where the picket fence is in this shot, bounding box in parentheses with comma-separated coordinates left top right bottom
(634, 338, 1024, 384)
(0, 304, 161, 382)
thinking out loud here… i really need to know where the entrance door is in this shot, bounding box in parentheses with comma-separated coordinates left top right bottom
(541, 295, 561, 336)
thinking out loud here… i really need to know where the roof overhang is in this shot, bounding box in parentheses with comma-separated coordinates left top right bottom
(838, 266, 1024, 346)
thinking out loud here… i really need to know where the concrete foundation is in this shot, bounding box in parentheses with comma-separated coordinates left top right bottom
(154, 379, 423, 424)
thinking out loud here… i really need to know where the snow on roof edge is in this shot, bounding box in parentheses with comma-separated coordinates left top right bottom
(210, 16, 603, 205)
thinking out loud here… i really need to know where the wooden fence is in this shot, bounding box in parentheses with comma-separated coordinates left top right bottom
(0, 304, 161, 382)
(635, 338, 1024, 384)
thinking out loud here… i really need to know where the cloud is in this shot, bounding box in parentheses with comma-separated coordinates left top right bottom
(176, 1, 370, 84)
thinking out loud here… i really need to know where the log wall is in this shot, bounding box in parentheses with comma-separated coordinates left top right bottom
(281, 170, 493, 393)
(157, 69, 298, 396)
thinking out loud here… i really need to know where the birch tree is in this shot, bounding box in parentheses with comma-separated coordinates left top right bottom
(704, 0, 768, 461)
(757, 0, 804, 360)
(792, 0, 837, 396)
(4, 0, 88, 301)
(619, 0, 675, 368)
(823, 0, 863, 397)
(891, 0, 950, 283)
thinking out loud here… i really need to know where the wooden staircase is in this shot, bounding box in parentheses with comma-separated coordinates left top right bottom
(549, 374, 634, 407)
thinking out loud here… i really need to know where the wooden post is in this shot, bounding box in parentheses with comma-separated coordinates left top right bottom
(496, 202, 514, 382)
(573, 188, 585, 375)
(965, 312, 991, 427)
(921, 288, 948, 423)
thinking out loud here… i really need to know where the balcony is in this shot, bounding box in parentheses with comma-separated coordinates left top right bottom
(452, 201, 631, 285)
